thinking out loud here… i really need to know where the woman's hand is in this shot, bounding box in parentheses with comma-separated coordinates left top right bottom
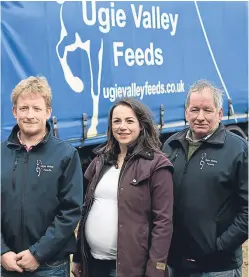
(71, 262, 82, 277)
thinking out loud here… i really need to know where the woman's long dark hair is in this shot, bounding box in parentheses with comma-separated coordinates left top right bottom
(94, 98, 162, 157)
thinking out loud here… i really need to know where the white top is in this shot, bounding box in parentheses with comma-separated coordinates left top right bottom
(85, 166, 120, 260)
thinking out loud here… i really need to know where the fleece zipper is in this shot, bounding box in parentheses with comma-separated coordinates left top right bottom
(21, 153, 29, 249)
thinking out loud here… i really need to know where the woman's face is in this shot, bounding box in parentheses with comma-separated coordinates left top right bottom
(111, 105, 141, 147)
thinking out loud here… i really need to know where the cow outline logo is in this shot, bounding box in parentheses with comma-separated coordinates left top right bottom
(56, 0, 104, 138)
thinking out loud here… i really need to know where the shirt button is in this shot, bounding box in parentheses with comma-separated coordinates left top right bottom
(120, 224, 122, 228)
(132, 179, 136, 183)
(120, 187, 124, 191)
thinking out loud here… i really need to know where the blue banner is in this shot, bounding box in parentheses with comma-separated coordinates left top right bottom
(1, 1, 248, 145)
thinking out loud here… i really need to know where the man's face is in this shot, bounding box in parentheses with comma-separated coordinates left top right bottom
(12, 93, 52, 138)
(185, 89, 223, 139)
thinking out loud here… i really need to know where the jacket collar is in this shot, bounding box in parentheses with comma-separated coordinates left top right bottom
(7, 121, 52, 150)
(104, 149, 154, 167)
(94, 138, 155, 166)
(125, 140, 154, 160)
(169, 123, 226, 147)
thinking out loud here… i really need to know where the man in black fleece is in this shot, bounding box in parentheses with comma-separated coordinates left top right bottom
(163, 80, 248, 277)
(1, 76, 83, 276)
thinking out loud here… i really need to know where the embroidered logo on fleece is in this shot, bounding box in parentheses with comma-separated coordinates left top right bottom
(36, 160, 54, 177)
(200, 153, 218, 170)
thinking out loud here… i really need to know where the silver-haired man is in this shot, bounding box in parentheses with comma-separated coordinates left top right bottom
(163, 80, 248, 277)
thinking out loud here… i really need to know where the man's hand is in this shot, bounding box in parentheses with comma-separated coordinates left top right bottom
(71, 262, 82, 277)
(16, 250, 40, 272)
(1, 251, 23, 272)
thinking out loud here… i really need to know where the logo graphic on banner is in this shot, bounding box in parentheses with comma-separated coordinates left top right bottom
(56, 0, 103, 137)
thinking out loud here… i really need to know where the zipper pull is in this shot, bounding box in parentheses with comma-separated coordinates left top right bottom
(24, 154, 29, 163)
(13, 158, 18, 169)
(183, 163, 188, 174)
(12, 158, 18, 190)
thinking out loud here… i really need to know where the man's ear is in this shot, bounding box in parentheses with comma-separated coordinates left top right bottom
(46, 107, 52, 120)
(219, 108, 223, 121)
(12, 106, 17, 119)
(185, 108, 189, 123)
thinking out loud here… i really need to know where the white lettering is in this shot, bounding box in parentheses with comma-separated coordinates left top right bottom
(98, 7, 110, 33)
(82, 1, 126, 34)
(131, 4, 178, 35)
(135, 48, 144, 66)
(82, 1, 96, 26)
(113, 42, 163, 67)
(155, 48, 163, 65)
(116, 9, 127, 27)
(113, 42, 124, 66)
(125, 48, 135, 66)
(161, 13, 169, 30)
(170, 14, 178, 36)
(131, 4, 143, 28)
(143, 11, 152, 29)
(103, 81, 185, 102)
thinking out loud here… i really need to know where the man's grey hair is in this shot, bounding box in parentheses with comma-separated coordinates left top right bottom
(185, 80, 224, 111)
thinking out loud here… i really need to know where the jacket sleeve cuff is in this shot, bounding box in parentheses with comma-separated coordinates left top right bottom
(29, 245, 42, 262)
(216, 236, 224, 251)
(1, 234, 11, 256)
(72, 253, 81, 263)
(145, 259, 168, 277)
(1, 248, 11, 256)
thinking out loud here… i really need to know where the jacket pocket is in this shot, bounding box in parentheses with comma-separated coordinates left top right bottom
(215, 198, 234, 237)
(42, 258, 68, 268)
(129, 169, 152, 187)
(182, 220, 218, 259)
(139, 222, 149, 252)
(45, 261, 65, 268)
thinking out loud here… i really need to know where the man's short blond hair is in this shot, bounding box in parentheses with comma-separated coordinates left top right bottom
(11, 76, 52, 108)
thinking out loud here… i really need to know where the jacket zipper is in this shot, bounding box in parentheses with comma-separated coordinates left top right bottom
(12, 158, 18, 190)
(170, 149, 179, 163)
(181, 143, 206, 180)
(21, 153, 29, 249)
(116, 155, 134, 277)
(177, 143, 207, 259)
